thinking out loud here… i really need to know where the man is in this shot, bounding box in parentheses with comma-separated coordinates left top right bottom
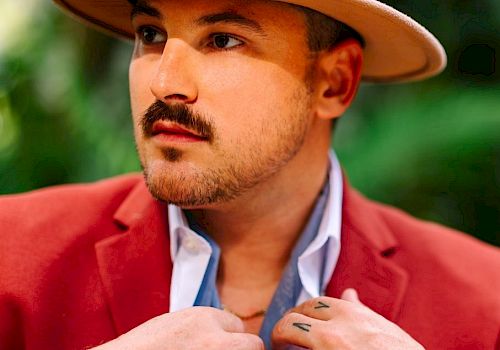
(0, 0, 499, 349)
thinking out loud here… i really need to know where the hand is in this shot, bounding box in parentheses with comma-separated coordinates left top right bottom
(271, 289, 424, 350)
(93, 306, 264, 350)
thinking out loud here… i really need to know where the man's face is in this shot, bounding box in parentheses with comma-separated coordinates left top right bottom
(129, 0, 317, 207)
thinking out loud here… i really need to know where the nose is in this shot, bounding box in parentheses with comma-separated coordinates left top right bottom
(149, 38, 198, 104)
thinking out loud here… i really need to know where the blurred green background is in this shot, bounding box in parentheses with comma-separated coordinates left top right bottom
(0, 0, 498, 245)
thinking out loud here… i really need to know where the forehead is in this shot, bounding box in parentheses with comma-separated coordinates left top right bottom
(130, 0, 305, 32)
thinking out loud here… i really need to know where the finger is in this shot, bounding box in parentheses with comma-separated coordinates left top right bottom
(288, 297, 341, 321)
(272, 312, 320, 349)
(226, 333, 265, 350)
(340, 288, 376, 314)
(341, 288, 366, 307)
(206, 307, 245, 333)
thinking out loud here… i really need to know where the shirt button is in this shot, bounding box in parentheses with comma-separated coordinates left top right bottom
(183, 235, 201, 254)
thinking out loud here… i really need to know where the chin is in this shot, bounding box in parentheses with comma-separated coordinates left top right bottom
(142, 163, 240, 208)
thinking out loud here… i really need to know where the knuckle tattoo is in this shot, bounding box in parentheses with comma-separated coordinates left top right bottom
(314, 300, 330, 309)
(293, 322, 312, 332)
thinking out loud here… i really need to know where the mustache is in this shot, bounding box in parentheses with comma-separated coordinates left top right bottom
(141, 101, 215, 142)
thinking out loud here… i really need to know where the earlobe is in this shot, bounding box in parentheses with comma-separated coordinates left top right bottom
(314, 39, 363, 120)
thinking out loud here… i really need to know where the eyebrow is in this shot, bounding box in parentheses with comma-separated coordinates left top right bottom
(130, 5, 266, 37)
(130, 0, 162, 20)
(195, 11, 266, 35)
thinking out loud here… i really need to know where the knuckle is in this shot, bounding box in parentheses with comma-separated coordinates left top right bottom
(318, 296, 335, 304)
(312, 296, 328, 306)
(275, 312, 300, 336)
(251, 337, 265, 350)
(272, 320, 286, 338)
(306, 296, 335, 312)
(304, 297, 318, 309)
(284, 312, 301, 325)
(214, 309, 244, 332)
(233, 320, 246, 333)
(315, 296, 330, 303)
(225, 311, 245, 328)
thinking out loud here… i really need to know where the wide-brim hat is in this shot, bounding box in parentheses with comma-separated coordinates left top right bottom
(53, 0, 447, 83)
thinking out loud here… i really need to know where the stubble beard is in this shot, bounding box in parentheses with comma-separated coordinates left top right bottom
(140, 88, 313, 208)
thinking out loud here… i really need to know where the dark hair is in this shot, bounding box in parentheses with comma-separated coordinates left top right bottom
(291, 5, 364, 53)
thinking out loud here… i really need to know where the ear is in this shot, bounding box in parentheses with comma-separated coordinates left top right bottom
(313, 39, 363, 120)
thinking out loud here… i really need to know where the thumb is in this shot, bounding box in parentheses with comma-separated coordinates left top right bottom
(340, 288, 362, 304)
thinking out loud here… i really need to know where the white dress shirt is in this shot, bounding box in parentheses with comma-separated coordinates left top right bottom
(168, 150, 343, 312)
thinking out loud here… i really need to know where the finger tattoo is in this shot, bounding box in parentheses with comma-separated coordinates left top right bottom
(314, 301, 330, 309)
(293, 323, 312, 332)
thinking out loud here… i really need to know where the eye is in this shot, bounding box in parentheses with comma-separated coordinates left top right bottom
(209, 34, 243, 50)
(137, 26, 167, 45)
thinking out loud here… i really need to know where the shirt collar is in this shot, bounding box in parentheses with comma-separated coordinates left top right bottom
(167, 150, 343, 294)
(167, 203, 189, 261)
(298, 149, 343, 297)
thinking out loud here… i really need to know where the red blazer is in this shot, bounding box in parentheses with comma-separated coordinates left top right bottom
(0, 175, 499, 349)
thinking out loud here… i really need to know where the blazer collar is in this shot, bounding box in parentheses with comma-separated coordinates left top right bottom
(95, 179, 173, 335)
(325, 179, 409, 322)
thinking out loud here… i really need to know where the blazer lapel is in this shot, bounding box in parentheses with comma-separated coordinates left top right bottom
(93, 175, 408, 333)
(326, 182, 409, 322)
(95, 180, 173, 335)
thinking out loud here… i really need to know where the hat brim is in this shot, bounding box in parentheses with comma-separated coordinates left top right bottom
(53, 0, 447, 83)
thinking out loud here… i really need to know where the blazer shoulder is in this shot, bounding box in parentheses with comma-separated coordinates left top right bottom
(364, 195, 500, 313)
(0, 174, 142, 219)
(0, 174, 143, 250)
(346, 187, 500, 263)
(372, 198, 500, 266)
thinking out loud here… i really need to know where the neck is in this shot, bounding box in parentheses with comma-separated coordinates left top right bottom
(187, 148, 331, 289)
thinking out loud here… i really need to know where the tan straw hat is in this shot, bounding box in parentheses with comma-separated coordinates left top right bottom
(53, 0, 447, 83)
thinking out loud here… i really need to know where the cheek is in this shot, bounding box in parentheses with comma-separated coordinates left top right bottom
(129, 57, 157, 121)
(129, 57, 161, 153)
(200, 57, 305, 132)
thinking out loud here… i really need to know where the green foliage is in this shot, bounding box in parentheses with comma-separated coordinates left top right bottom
(0, 1, 498, 245)
(335, 86, 500, 244)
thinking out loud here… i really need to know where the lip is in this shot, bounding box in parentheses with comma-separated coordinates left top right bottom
(150, 121, 207, 143)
